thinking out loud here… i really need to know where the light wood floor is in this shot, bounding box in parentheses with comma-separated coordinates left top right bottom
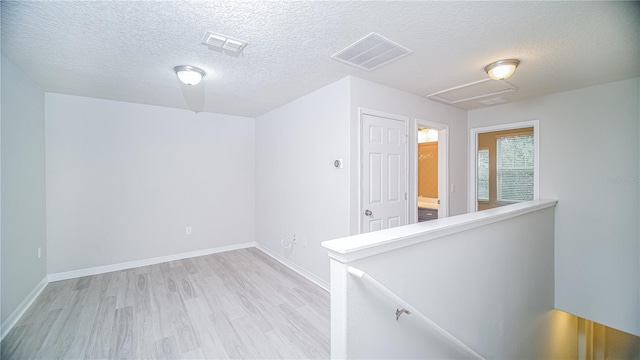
(1, 248, 330, 359)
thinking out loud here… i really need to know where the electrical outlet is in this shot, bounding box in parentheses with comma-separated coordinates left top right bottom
(186, 226, 192, 235)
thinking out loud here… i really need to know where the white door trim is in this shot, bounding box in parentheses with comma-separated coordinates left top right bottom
(358, 107, 409, 234)
(468, 120, 540, 213)
(415, 119, 449, 220)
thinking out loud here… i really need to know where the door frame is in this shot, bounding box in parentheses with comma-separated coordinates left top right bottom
(468, 120, 540, 213)
(357, 107, 409, 234)
(414, 119, 449, 221)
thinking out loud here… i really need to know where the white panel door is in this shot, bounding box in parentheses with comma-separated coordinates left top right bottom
(361, 113, 407, 233)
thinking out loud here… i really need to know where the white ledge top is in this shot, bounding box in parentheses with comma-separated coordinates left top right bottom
(321, 199, 557, 263)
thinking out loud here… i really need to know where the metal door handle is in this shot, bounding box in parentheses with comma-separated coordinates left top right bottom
(364, 209, 373, 216)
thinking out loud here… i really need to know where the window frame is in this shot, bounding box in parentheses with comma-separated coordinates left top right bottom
(468, 120, 539, 213)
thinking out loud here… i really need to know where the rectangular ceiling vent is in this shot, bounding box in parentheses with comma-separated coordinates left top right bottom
(202, 31, 247, 58)
(426, 79, 518, 105)
(332, 32, 412, 71)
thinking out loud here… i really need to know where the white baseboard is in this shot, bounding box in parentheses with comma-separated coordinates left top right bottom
(1, 276, 48, 341)
(254, 243, 330, 292)
(48, 242, 256, 282)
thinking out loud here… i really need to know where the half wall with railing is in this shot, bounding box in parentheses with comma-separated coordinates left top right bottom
(322, 199, 567, 359)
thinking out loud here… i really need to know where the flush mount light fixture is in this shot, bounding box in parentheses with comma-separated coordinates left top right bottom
(484, 59, 520, 80)
(174, 65, 205, 86)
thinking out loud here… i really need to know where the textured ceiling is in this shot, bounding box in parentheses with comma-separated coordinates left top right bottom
(2, 1, 639, 117)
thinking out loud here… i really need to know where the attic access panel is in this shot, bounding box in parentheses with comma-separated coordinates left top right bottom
(427, 79, 518, 104)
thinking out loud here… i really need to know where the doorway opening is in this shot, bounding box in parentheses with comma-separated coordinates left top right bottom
(415, 120, 449, 222)
(468, 120, 539, 213)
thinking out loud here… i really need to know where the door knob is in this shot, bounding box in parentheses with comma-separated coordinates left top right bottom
(364, 209, 373, 216)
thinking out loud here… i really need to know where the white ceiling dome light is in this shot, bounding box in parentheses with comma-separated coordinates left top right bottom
(174, 65, 205, 85)
(484, 59, 520, 81)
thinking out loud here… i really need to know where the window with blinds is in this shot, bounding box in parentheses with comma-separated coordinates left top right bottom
(477, 149, 489, 201)
(496, 134, 534, 202)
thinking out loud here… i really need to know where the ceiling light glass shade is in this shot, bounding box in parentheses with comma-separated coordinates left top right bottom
(174, 65, 205, 85)
(484, 59, 520, 80)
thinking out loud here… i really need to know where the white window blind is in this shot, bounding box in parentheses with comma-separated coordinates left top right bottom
(477, 149, 489, 201)
(497, 134, 534, 202)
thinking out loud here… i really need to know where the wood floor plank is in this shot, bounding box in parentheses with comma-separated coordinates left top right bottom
(0, 325, 27, 360)
(182, 297, 230, 359)
(74, 276, 92, 291)
(171, 306, 200, 354)
(60, 297, 101, 359)
(273, 302, 331, 358)
(208, 311, 259, 359)
(264, 328, 310, 360)
(232, 314, 282, 359)
(39, 279, 77, 313)
(181, 257, 200, 275)
(1, 248, 330, 359)
(12, 309, 61, 360)
(159, 262, 180, 295)
(186, 256, 210, 276)
(16, 283, 62, 327)
(154, 336, 179, 360)
(147, 263, 165, 287)
(234, 290, 275, 334)
(115, 269, 137, 310)
(156, 265, 201, 354)
(135, 307, 157, 359)
(109, 306, 136, 360)
(179, 347, 206, 359)
(134, 272, 151, 313)
(99, 270, 123, 300)
(173, 265, 197, 302)
(83, 296, 117, 360)
(35, 288, 89, 359)
(149, 283, 177, 341)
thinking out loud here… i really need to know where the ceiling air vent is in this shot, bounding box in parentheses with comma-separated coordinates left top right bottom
(427, 79, 518, 105)
(202, 31, 247, 58)
(332, 33, 412, 71)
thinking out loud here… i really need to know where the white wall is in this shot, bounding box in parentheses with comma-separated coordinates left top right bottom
(349, 77, 468, 233)
(328, 202, 574, 359)
(45, 94, 255, 274)
(1, 56, 47, 324)
(255, 77, 351, 287)
(468, 78, 640, 336)
(254, 76, 468, 286)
